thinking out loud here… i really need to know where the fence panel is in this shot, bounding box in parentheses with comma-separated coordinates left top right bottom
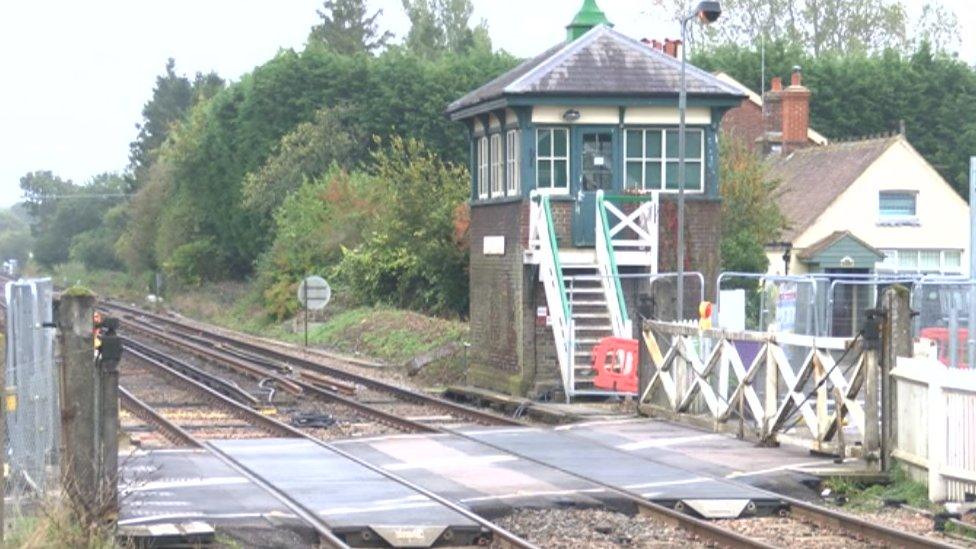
(891, 356, 976, 502)
(3, 279, 59, 513)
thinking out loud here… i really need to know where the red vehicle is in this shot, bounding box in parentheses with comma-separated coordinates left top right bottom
(919, 327, 970, 368)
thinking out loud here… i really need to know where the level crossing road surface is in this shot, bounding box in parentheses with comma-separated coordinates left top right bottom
(119, 419, 839, 540)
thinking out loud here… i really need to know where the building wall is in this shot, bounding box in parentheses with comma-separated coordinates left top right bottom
(721, 99, 764, 150)
(793, 138, 970, 273)
(658, 197, 722, 315)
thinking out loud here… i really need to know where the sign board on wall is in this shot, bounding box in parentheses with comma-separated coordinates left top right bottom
(483, 236, 505, 256)
(776, 282, 797, 333)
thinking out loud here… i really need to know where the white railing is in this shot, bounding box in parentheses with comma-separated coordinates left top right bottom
(641, 320, 869, 455)
(891, 356, 976, 502)
(601, 193, 659, 269)
(529, 191, 572, 397)
(595, 191, 629, 337)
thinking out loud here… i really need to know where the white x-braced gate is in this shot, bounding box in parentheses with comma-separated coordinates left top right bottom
(640, 320, 878, 456)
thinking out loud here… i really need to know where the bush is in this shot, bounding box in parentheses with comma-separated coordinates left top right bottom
(335, 137, 469, 317)
(163, 238, 224, 285)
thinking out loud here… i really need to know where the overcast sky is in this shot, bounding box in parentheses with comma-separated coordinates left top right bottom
(1, 0, 972, 207)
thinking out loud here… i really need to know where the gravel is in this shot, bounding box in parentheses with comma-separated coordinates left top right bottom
(491, 508, 711, 548)
(716, 516, 885, 548)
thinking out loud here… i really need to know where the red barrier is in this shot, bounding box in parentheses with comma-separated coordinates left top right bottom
(590, 337, 639, 393)
(920, 327, 970, 368)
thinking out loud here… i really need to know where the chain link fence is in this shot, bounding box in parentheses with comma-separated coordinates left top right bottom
(4, 278, 60, 515)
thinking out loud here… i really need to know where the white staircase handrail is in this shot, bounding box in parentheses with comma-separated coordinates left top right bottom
(529, 191, 572, 397)
(595, 190, 629, 337)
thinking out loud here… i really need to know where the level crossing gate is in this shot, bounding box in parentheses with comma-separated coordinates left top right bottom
(639, 320, 878, 457)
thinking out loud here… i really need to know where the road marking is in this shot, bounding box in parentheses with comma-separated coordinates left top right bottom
(119, 512, 269, 526)
(624, 476, 710, 490)
(724, 459, 852, 479)
(461, 487, 606, 503)
(554, 417, 648, 430)
(124, 476, 250, 492)
(384, 454, 517, 471)
(616, 434, 721, 451)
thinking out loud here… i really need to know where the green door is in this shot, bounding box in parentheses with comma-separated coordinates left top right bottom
(573, 128, 616, 247)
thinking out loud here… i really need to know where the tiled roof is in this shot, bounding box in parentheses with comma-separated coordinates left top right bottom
(447, 25, 743, 117)
(769, 136, 899, 241)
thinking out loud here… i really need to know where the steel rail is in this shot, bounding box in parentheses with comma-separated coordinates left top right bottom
(122, 323, 439, 434)
(105, 301, 522, 427)
(782, 496, 955, 549)
(119, 386, 201, 448)
(124, 345, 299, 439)
(123, 337, 260, 406)
(121, 337, 536, 549)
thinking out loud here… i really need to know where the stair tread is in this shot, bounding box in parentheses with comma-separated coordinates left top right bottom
(574, 325, 613, 331)
(571, 313, 610, 318)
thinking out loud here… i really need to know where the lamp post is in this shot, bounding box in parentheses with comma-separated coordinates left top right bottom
(676, 1, 722, 321)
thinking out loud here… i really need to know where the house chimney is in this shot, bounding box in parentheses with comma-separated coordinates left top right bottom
(771, 76, 782, 92)
(663, 38, 682, 58)
(781, 66, 811, 153)
(763, 77, 784, 138)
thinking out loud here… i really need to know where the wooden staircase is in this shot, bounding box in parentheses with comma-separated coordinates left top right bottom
(562, 264, 615, 392)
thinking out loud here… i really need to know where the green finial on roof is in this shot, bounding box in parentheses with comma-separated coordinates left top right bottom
(566, 0, 612, 42)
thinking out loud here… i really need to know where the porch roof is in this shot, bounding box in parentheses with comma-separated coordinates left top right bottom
(447, 25, 743, 119)
(797, 230, 884, 270)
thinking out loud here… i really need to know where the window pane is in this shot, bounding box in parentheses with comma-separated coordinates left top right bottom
(665, 130, 679, 158)
(686, 130, 703, 159)
(626, 161, 643, 189)
(645, 161, 662, 189)
(685, 161, 702, 189)
(920, 250, 941, 270)
(879, 192, 917, 217)
(554, 130, 568, 157)
(554, 160, 568, 187)
(626, 131, 643, 158)
(646, 131, 662, 158)
(898, 250, 918, 268)
(665, 163, 679, 190)
(946, 250, 962, 269)
(537, 161, 552, 188)
(537, 130, 552, 157)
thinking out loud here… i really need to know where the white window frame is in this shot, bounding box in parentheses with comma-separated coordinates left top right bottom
(490, 133, 503, 197)
(624, 128, 705, 193)
(878, 190, 918, 222)
(875, 249, 964, 274)
(535, 128, 570, 194)
(506, 129, 520, 196)
(477, 137, 489, 200)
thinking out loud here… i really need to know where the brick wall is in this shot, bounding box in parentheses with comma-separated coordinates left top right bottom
(469, 201, 525, 379)
(721, 99, 764, 152)
(658, 197, 722, 317)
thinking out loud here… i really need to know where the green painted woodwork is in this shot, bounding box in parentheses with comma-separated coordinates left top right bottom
(572, 126, 617, 246)
(540, 195, 571, 321)
(566, 0, 612, 41)
(802, 234, 883, 271)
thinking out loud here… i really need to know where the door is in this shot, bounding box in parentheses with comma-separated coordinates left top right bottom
(573, 128, 616, 246)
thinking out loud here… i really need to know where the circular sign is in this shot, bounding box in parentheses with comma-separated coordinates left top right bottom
(297, 276, 331, 311)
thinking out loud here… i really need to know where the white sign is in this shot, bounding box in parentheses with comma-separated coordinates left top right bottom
(298, 276, 331, 311)
(594, 156, 606, 166)
(718, 289, 746, 331)
(483, 236, 505, 256)
(776, 282, 798, 333)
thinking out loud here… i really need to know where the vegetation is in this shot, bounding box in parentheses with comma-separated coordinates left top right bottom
(823, 464, 935, 511)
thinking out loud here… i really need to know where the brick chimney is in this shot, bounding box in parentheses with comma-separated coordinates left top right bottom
(763, 76, 783, 138)
(780, 66, 811, 153)
(640, 38, 681, 58)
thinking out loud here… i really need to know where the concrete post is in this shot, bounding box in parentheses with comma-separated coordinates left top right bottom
(56, 291, 101, 520)
(95, 319, 121, 519)
(881, 286, 912, 472)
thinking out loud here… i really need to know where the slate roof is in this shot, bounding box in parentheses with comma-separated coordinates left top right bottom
(769, 136, 900, 241)
(796, 231, 884, 261)
(447, 25, 744, 118)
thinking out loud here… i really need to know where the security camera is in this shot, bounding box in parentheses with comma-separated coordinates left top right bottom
(696, 1, 722, 24)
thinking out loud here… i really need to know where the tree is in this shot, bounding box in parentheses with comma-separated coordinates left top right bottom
(308, 0, 393, 55)
(914, 2, 961, 53)
(402, 0, 490, 59)
(241, 105, 366, 216)
(128, 59, 223, 181)
(719, 139, 786, 274)
(654, 0, 915, 56)
(0, 207, 32, 266)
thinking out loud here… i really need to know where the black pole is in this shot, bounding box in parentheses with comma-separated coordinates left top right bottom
(304, 282, 309, 348)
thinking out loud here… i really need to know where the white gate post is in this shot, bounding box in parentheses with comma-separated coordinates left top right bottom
(927, 363, 947, 502)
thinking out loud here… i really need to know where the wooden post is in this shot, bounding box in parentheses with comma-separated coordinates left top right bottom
(927, 363, 947, 502)
(763, 342, 778, 440)
(57, 290, 98, 519)
(863, 346, 881, 468)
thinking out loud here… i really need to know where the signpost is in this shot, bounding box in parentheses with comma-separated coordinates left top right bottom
(298, 276, 331, 348)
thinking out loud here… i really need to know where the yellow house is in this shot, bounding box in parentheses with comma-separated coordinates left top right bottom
(765, 135, 969, 280)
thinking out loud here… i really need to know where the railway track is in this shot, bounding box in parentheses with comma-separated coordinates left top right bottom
(103, 300, 523, 431)
(3, 282, 963, 548)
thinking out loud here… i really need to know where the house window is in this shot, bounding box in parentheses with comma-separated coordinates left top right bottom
(876, 249, 964, 274)
(536, 128, 569, 192)
(490, 133, 503, 197)
(506, 129, 520, 195)
(477, 137, 489, 199)
(625, 128, 704, 192)
(879, 191, 917, 219)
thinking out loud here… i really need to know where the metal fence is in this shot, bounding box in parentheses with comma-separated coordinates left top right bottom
(911, 277, 975, 368)
(4, 278, 59, 512)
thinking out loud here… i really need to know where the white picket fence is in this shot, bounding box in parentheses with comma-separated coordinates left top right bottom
(891, 356, 976, 502)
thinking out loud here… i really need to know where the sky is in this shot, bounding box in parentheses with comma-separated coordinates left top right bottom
(1, 0, 973, 208)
